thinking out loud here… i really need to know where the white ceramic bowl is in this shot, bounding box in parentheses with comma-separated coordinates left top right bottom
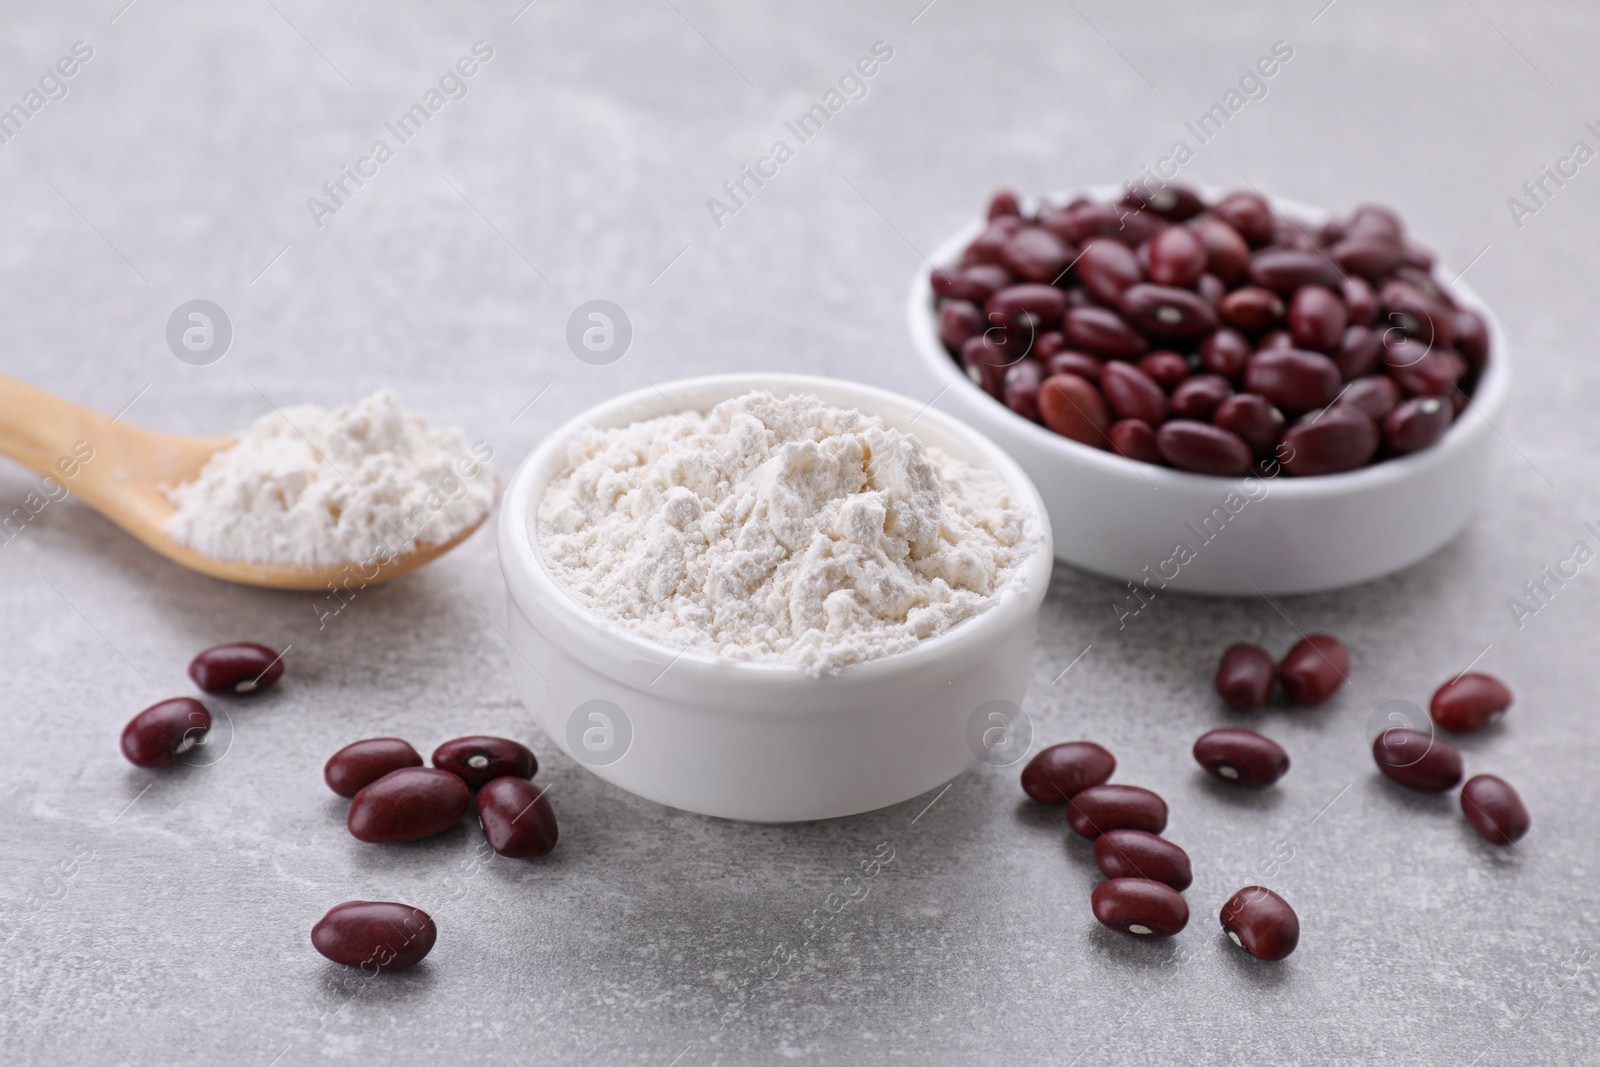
(907, 189, 1511, 596)
(498, 373, 1054, 822)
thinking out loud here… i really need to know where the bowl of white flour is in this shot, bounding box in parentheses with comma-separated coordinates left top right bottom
(498, 374, 1053, 822)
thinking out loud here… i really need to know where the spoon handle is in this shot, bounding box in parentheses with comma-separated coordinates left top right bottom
(0, 372, 115, 480)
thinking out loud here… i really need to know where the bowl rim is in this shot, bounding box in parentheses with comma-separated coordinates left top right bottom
(905, 185, 1512, 498)
(498, 372, 1054, 687)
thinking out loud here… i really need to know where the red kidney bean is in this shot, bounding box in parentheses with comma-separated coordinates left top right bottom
(1454, 307, 1490, 369)
(1350, 204, 1403, 241)
(1338, 375, 1401, 422)
(960, 220, 1020, 267)
(1387, 347, 1465, 399)
(1138, 350, 1191, 389)
(1215, 642, 1276, 710)
(987, 189, 1021, 220)
(1147, 225, 1207, 288)
(1331, 234, 1404, 279)
(1430, 672, 1513, 734)
(1092, 878, 1189, 938)
(433, 736, 538, 790)
(1342, 276, 1377, 326)
(1121, 284, 1218, 339)
(325, 738, 424, 799)
(1156, 420, 1253, 476)
(1385, 396, 1453, 454)
(1189, 217, 1250, 284)
(1056, 202, 1158, 246)
(1001, 227, 1074, 283)
(1034, 331, 1067, 358)
(1109, 419, 1162, 464)
(348, 768, 470, 843)
(1381, 280, 1456, 346)
(1122, 182, 1204, 220)
(961, 355, 1004, 399)
(1288, 285, 1348, 353)
(1064, 306, 1148, 358)
(121, 698, 211, 768)
(1198, 329, 1250, 377)
(1066, 784, 1168, 839)
(1248, 248, 1343, 293)
(1220, 886, 1299, 961)
(1045, 350, 1104, 382)
(938, 300, 984, 348)
(1214, 191, 1275, 245)
(1100, 361, 1168, 424)
(1170, 374, 1232, 420)
(1372, 728, 1463, 792)
(931, 263, 1011, 303)
(1218, 287, 1285, 332)
(1075, 238, 1144, 307)
(1212, 394, 1285, 456)
(1333, 325, 1383, 380)
(1257, 329, 1293, 351)
(1271, 219, 1316, 250)
(1278, 634, 1348, 706)
(1244, 350, 1342, 413)
(1003, 360, 1045, 422)
(188, 643, 284, 695)
(1280, 405, 1379, 476)
(1094, 830, 1192, 891)
(1193, 728, 1290, 786)
(1038, 373, 1111, 447)
(312, 901, 436, 971)
(476, 777, 558, 858)
(1460, 775, 1530, 845)
(986, 284, 1067, 331)
(1020, 740, 1116, 803)
(1197, 272, 1226, 308)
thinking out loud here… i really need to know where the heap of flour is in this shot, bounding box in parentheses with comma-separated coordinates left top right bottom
(165, 390, 495, 567)
(535, 390, 1034, 674)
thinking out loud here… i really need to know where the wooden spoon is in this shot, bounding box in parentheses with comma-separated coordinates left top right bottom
(0, 373, 490, 590)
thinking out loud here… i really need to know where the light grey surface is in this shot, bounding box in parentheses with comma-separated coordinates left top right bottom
(2, 1, 1598, 1064)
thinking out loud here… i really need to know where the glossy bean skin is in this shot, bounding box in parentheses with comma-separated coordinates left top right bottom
(1279, 406, 1379, 476)
(325, 738, 424, 799)
(1170, 374, 1232, 420)
(1066, 784, 1168, 839)
(1247, 248, 1344, 293)
(1094, 830, 1192, 891)
(1099, 362, 1168, 424)
(1121, 284, 1219, 340)
(1460, 775, 1530, 845)
(1244, 350, 1342, 414)
(1213, 191, 1275, 245)
(1003, 360, 1044, 422)
(1148, 225, 1208, 287)
(1331, 234, 1404, 279)
(347, 768, 471, 843)
(986, 190, 1021, 220)
(1199, 328, 1252, 377)
(1193, 728, 1290, 786)
(188, 643, 284, 695)
(1064, 306, 1149, 358)
(1215, 643, 1276, 710)
(1045, 350, 1105, 382)
(931, 263, 1011, 303)
(986, 284, 1067, 332)
(938, 300, 984, 348)
(433, 736, 539, 790)
(1220, 886, 1299, 961)
(1287, 285, 1348, 353)
(312, 901, 436, 971)
(1000, 227, 1073, 283)
(1372, 728, 1463, 792)
(1019, 741, 1116, 803)
(1156, 420, 1254, 476)
(1075, 238, 1144, 307)
(1218, 287, 1285, 332)
(1109, 419, 1162, 464)
(1454, 307, 1490, 368)
(1430, 673, 1513, 734)
(1381, 280, 1455, 347)
(1190, 217, 1250, 284)
(1342, 276, 1378, 326)
(1138, 351, 1191, 389)
(1212, 394, 1285, 456)
(960, 218, 1022, 266)
(1038, 373, 1111, 448)
(1278, 634, 1349, 706)
(1092, 878, 1189, 938)
(1122, 183, 1204, 221)
(1386, 345, 1466, 399)
(1257, 329, 1294, 351)
(1338, 375, 1401, 422)
(1384, 396, 1453, 454)
(476, 777, 558, 858)
(121, 698, 211, 768)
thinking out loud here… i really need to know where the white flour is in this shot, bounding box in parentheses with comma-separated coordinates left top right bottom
(165, 390, 495, 567)
(536, 390, 1034, 674)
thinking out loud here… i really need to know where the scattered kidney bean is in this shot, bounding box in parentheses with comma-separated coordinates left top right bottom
(1220, 886, 1299, 960)
(1147, 225, 1208, 288)
(1093, 830, 1193, 891)
(1430, 673, 1513, 734)
(1193, 728, 1290, 786)
(1045, 350, 1105, 382)
(1170, 374, 1232, 420)
(1020, 741, 1117, 803)
(1109, 419, 1162, 464)
(1338, 375, 1401, 422)
(1003, 360, 1044, 422)
(1138, 350, 1191, 389)
(1218, 287, 1285, 332)
(312, 901, 436, 971)
(1385, 396, 1453, 454)
(476, 777, 559, 858)
(1460, 775, 1530, 845)
(348, 768, 471, 843)
(121, 698, 211, 768)
(1066, 784, 1168, 839)
(1244, 350, 1342, 414)
(1121, 283, 1218, 339)
(1215, 643, 1277, 710)
(1278, 634, 1348, 706)
(1064, 306, 1149, 358)
(1156, 420, 1254, 476)
(1099, 361, 1168, 424)
(188, 643, 284, 695)
(1280, 405, 1380, 476)
(1199, 328, 1252, 377)
(432, 736, 538, 790)
(1091, 878, 1189, 938)
(325, 738, 424, 799)
(1212, 394, 1284, 456)
(1372, 727, 1463, 792)
(1038, 373, 1111, 447)
(1288, 285, 1348, 353)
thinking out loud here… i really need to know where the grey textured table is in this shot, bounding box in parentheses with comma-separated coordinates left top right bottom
(2, 1, 1598, 1064)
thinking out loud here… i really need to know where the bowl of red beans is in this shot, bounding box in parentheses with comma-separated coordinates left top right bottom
(906, 183, 1509, 595)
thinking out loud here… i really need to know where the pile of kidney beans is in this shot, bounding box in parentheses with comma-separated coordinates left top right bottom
(932, 184, 1491, 476)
